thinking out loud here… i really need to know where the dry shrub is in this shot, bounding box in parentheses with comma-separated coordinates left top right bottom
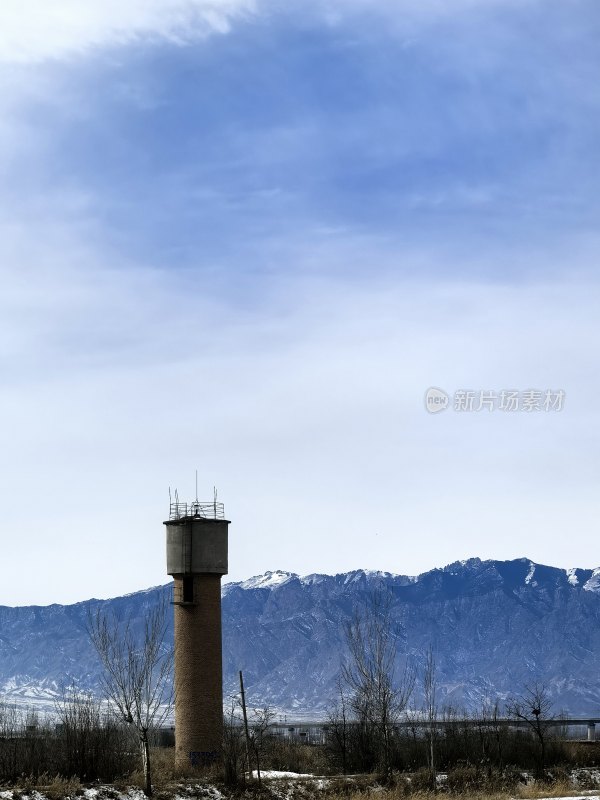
(408, 768, 435, 793)
(15, 775, 37, 796)
(516, 777, 574, 799)
(320, 790, 383, 800)
(445, 766, 483, 794)
(565, 742, 600, 768)
(264, 739, 330, 776)
(320, 775, 379, 797)
(147, 748, 179, 785)
(388, 774, 412, 796)
(120, 746, 204, 791)
(36, 773, 83, 799)
(445, 766, 522, 795)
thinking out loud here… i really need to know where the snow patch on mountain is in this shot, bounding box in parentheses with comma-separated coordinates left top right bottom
(583, 568, 600, 593)
(525, 562, 537, 586)
(299, 574, 328, 586)
(341, 569, 399, 585)
(364, 569, 399, 579)
(566, 568, 579, 586)
(240, 571, 297, 590)
(225, 568, 405, 592)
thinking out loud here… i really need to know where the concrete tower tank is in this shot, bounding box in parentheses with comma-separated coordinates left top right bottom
(164, 494, 229, 770)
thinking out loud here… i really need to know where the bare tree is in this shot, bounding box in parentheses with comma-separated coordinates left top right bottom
(87, 598, 173, 796)
(477, 697, 507, 773)
(423, 646, 438, 790)
(506, 682, 554, 778)
(326, 679, 350, 774)
(54, 682, 134, 780)
(341, 588, 415, 778)
(222, 701, 246, 787)
(0, 701, 24, 780)
(55, 683, 104, 779)
(249, 705, 276, 785)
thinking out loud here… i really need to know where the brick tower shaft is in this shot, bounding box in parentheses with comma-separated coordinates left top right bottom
(173, 574, 223, 767)
(164, 498, 229, 772)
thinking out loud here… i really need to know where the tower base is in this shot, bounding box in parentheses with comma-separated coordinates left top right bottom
(173, 573, 223, 771)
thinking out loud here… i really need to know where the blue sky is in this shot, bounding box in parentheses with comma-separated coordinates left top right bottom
(1, 0, 599, 604)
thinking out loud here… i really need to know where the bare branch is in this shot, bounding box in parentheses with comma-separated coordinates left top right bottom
(87, 597, 173, 796)
(340, 587, 414, 778)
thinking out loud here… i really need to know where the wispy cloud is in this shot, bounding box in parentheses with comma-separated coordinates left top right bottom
(0, 0, 257, 63)
(0, 0, 573, 65)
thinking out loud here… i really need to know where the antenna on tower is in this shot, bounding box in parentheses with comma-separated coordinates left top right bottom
(213, 486, 218, 518)
(196, 470, 199, 503)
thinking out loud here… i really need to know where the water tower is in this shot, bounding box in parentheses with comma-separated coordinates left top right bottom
(164, 490, 229, 770)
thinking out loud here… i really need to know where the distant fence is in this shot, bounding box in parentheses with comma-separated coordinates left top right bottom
(152, 717, 600, 748)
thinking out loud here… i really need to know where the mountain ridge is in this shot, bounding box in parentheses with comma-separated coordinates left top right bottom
(1, 557, 599, 716)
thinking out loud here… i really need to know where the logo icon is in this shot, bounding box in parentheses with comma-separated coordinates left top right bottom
(425, 387, 449, 414)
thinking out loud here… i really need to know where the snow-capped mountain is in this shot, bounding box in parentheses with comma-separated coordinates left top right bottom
(1, 558, 600, 716)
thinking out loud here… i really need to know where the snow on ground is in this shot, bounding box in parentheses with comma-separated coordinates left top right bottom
(174, 788, 223, 800)
(251, 770, 314, 779)
(13, 793, 46, 800)
(1, 784, 600, 800)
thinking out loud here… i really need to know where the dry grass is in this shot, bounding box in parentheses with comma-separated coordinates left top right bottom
(32, 774, 83, 799)
(120, 747, 226, 793)
(304, 771, 598, 800)
(103, 749, 600, 800)
(315, 787, 594, 800)
(516, 779, 583, 799)
(2, 771, 599, 800)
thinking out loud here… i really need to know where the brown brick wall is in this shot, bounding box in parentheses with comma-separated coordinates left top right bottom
(173, 573, 223, 771)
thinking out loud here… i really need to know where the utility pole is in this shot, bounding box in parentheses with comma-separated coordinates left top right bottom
(239, 670, 253, 782)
